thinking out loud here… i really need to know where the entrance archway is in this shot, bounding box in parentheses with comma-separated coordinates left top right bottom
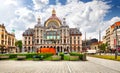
(61, 46, 62, 52)
(57, 46, 60, 52)
(67, 47, 69, 53)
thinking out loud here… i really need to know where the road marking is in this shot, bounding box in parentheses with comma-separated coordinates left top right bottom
(66, 62, 72, 73)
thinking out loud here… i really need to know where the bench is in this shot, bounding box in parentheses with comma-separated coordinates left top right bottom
(70, 56, 79, 61)
(0, 56, 9, 60)
(17, 56, 26, 60)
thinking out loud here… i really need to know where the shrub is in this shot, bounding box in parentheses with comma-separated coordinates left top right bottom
(9, 54, 17, 58)
(25, 53, 37, 58)
(0, 54, 8, 56)
(32, 53, 53, 60)
(59, 52, 64, 60)
(79, 54, 83, 60)
(64, 55, 70, 61)
(37, 53, 53, 59)
(69, 52, 80, 56)
(43, 53, 53, 58)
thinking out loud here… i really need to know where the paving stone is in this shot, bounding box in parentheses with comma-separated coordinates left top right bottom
(0, 58, 120, 73)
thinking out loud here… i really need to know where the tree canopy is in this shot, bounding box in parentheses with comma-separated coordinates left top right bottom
(99, 43, 108, 52)
(15, 40, 22, 49)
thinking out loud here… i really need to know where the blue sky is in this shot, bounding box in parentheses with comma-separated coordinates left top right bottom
(22, 0, 120, 20)
(103, 0, 120, 20)
(0, 0, 120, 40)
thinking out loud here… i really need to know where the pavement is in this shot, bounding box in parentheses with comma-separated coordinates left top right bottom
(0, 57, 120, 73)
(87, 56, 120, 72)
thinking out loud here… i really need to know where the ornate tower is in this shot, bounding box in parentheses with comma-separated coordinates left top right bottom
(37, 16, 41, 24)
(52, 8, 56, 16)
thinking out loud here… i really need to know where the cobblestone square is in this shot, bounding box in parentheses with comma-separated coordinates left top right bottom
(0, 57, 120, 73)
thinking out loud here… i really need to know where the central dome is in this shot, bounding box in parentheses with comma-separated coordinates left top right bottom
(44, 9, 61, 27)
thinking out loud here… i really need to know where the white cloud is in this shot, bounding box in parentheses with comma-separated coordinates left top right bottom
(101, 16, 120, 37)
(4, 0, 18, 6)
(1, 0, 120, 41)
(0, 0, 19, 24)
(7, 7, 36, 39)
(29, 0, 111, 40)
(32, 0, 49, 10)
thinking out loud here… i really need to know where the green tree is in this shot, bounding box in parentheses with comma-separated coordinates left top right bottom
(15, 40, 22, 52)
(99, 43, 108, 54)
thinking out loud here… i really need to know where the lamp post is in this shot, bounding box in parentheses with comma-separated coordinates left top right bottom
(115, 24, 118, 59)
(85, 32, 86, 52)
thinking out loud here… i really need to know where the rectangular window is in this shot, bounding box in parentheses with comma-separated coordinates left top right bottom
(25, 41, 26, 45)
(29, 37, 30, 39)
(78, 41, 79, 44)
(37, 39, 39, 43)
(1, 40, 4, 44)
(1, 34, 4, 39)
(64, 39, 66, 44)
(74, 40, 76, 44)
(29, 41, 30, 44)
(41, 40, 42, 44)
(74, 36, 76, 39)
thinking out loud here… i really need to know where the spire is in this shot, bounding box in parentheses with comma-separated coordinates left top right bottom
(63, 18, 66, 25)
(52, 8, 56, 16)
(37, 16, 41, 24)
(11, 29, 15, 35)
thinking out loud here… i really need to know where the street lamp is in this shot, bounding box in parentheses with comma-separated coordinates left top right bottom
(115, 24, 118, 59)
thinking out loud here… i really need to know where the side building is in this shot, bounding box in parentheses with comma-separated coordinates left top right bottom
(22, 9, 82, 53)
(0, 24, 16, 53)
(104, 21, 120, 50)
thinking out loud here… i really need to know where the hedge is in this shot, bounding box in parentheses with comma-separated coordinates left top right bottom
(0, 53, 87, 61)
(64, 55, 70, 61)
(0, 53, 53, 60)
(59, 52, 64, 60)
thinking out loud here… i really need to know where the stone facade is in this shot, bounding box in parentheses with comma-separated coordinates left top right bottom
(0, 24, 16, 53)
(22, 9, 82, 53)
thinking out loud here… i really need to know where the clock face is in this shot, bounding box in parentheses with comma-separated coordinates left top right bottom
(47, 21, 58, 28)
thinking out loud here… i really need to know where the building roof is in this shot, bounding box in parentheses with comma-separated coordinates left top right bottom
(111, 21, 120, 28)
(60, 25, 69, 28)
(35, 24, 43, 28)
(23, 28, 34, 36)
(35, 17, 43, 28)
(91, 41, 103, 45)
(44, 9, 62, 26)
(0, 24, 15, 37)
(70, 28, 82, 35)
(0, 24, 5, 28)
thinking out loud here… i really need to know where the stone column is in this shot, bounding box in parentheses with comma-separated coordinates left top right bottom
(62, 46, 64, 52)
